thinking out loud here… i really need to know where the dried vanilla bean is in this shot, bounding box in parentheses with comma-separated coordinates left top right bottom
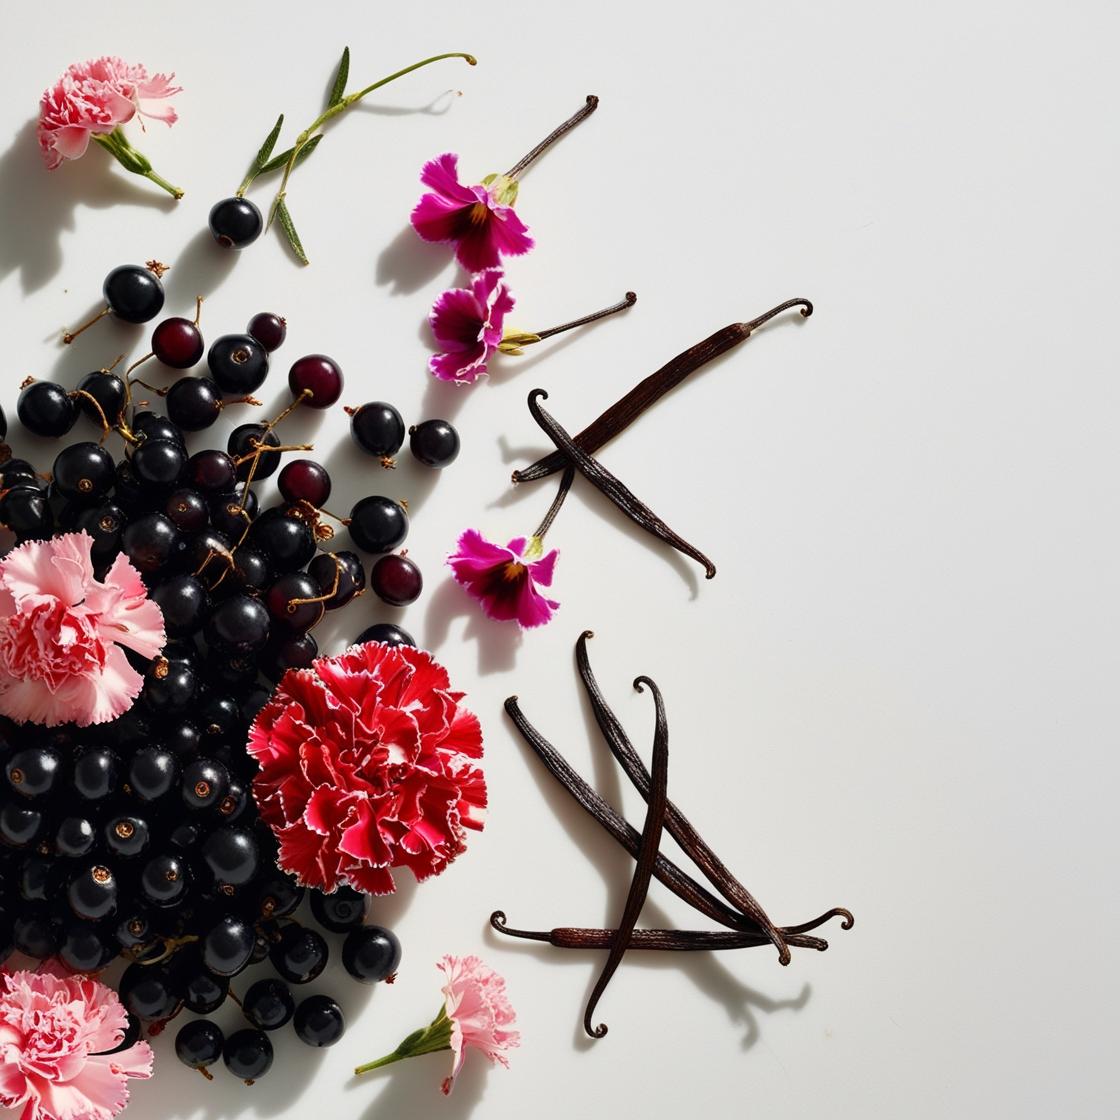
(576, 631, 790, 963)
(513, 298, 813, 484)
(582, 676, 670, 1038)
(526, 389, 717, 579)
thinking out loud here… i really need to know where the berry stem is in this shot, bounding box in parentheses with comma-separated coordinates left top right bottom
(264, 388, 312, 430)
(62, 306, 109, 345)
(505, 95, 599, 180)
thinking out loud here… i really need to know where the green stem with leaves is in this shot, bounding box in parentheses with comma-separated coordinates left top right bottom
(236, 48, 476, 263)
(354, 1006, 453, 1076)
(92, 128, 183, 199)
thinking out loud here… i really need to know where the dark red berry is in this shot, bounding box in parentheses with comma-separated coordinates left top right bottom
(247, 313, 287, 352)
(370, 553, 423, 606)
(152, 317, 204, 369)
(277, 459, 331, 507)
(288, 355, 343, 409)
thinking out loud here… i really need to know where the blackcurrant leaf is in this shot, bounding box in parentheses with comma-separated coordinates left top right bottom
(276, 199, 309, 265)
(257, 133, 323, 176)
(328, 46, 350, 108)
(254, 114, 285, 171)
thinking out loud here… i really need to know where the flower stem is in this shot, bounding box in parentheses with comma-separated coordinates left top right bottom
(354, 1051, 410, 1076)
(270, 52, 477, 214)
(536, 291, 636, 341)
(530, 466, 575, 545)
(505, 95, 599, 180)
(92, 130, 183, 199)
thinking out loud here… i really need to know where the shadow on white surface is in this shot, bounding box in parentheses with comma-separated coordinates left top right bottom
(344, 1042, 489, 1120)
(375, 223, 453, 296)
(423, 576, 522, 674)
(0, 120, 179, 295)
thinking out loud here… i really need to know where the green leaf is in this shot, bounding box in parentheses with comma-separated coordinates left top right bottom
(257, 133, 324, 175)
(254, 114, 285, 171)
(276, 198, 309, 265)
(328, 46, 350, 107)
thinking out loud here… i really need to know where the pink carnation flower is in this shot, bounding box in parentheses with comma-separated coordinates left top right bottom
(0, 532, 166, 728)
(447, 529, 560, 629)
(428, 268, 515, 384)
(38, 56, 181, 169)
(437, 954, 520, 1095)
(411, 153, 534, 273)
(0, 967, 154, 1120)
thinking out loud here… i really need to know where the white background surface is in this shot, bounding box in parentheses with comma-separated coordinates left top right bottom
(1, 1, 1117, 1117)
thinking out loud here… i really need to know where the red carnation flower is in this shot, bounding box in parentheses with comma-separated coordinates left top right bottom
(248, 642, 485, 894)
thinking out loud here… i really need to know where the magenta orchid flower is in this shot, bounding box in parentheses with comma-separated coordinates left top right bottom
(447, 529, 561, 629)
(428, 268, 515, 384)
(411, 153, 534, 273)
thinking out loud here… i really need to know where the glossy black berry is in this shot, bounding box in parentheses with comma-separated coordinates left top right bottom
(17, 381, 77, 438)
(288, 354, 343, 408)
(165, 377, 223, 431)
(74, 748, 118, 801)
(60, 922, 115, 972)
(103, 264, 165, 323)
(243, 978, 295, 1031)
(55, 815, 96, 857)
(409, 418, 460, 468)
(261, 632, 317, 680)
(119, 962, 179, 1020)
(187, 449, 237, 493)
(104, 815, 150, 858)
(294, 995, 345, 1047)
(142, 659, 198, 714)
(348, 496, 408, 553)
(67, 865, 118, 921)
(51, 442, 115, 502)
(204, 594, 271, 651)
(341, 924, 401, 983)
(132, 411, 185, 446)
(277, 459, 331, 506)
(371, 553, 423, 606)
(202, 915, 256, 976)
(310, 885, 366, 933)
(152, 317, 204, 368)
(115, 911, 154, 950)
(349, 402, 405, 459)
(180, 527, 231, 575)
(12, 909, 59, 959)
(270, 923, 328, 984)
(183, 966, 230, 1014)
(202, 826, 259, 887)
(164, 488, 209, 532)
(19, 855, 57, 901)
(355, 622, 415, 648)
(223, 1028, 274, 1082)
(131, 438, 186, 489)
(6, 745, 61, 798)
(210, 493, 258, 539)
(209, 197, 264, 249)
(248, 510, 316, 572)
(176, 1019, 225, 1071)
(209, 333, 269, 395)
(255, 874, 304, 919)
(230, 547, 271, 594)
(121, 512, 180, 571)
(0, 489, 53, 539)
(308, 550, 364, 609)
(247, 312, 286, 351)
(229, 423, 282, 480)
(76, 370, 127, 426)
(140, 853, 189, 906)
(182, 758, 229, 810)
(266, 572, 323, 633)
(129, 746, 179, 801)
(71, 503, 124, 564)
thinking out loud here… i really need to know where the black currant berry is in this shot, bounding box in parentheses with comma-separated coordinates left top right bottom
(409, 418, 460, 468)
(370, 553, 423, 606)
(288, 354, 343, 408)
(121, 512, 180, 571)
(60, 922, 115, 972)
(355, 622, 415, 648)
(342, 925, 401, 983)
(165, 377, 223, 431)
(6, 745, 61, 798)
(202, 915, 256, 976)
(142, 659, 198, 713)
(294, 995, 345, 1047)
(348, 496, 408, 553)
(229, 424, 282, 480)
(67, 865, 118, 921)
(209, 197, 263, 249)
(187, 449, 237, 493)
(247, 312, 286, 351)
(132, 411, 184, 446)
(202, 826, 259, 887)
(183, 964, 230, 1014)
(164, 488, 209, 532)
(119, 962, 180, 1021)
(248, 510, 316, 572)
(277, 458, 331, 506)
(140, 853, 189, 906)
(261, 633, 317, 680)
(266, 572, 323, 633)
(0, 490, 53, 539)
(103, 264, 165, 323)
(208, 333, 269, 395)
(308, 550, 364, 609)
(182, 758, 229, 810)
(152, 317, 205, 368)
(76, 370, 128, 427)
(104, 815, 151, 858)
(176, 1019, 225, 1072)
(131, 438, 186, 489)
(270, 924, 328, 984)
(12, 909, 60, 959)
(74, 748, 119, 801)
(230, 548, 271, 594)
(128, 746, 180, 801)
(256, 874, 304, 919)
(349, 402, 405, 460)
(204, 594, 271, 651)
(52, 442, 115, 502)
(56, 815, 96, 857)
(243, 978, 295, 1031)
(17, 381, 77, 438)
(223, 1028, 274, 1083)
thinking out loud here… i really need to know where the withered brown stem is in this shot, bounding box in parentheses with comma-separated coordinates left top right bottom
(505, 95, 599, 180)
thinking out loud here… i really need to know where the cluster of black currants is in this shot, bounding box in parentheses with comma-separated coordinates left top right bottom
(348, 400, 460, 472)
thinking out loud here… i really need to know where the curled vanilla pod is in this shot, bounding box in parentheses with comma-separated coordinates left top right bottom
(526, 389, 717, 579)
(513, 298, 813, 484)
(494, 633, 852, 1038)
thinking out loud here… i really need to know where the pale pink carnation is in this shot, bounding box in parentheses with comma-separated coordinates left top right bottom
(0, 968, 154, 1120)
(438, 955, 520, 1095)
(0, 532, 165, 727)
(38, 57, 181, 170)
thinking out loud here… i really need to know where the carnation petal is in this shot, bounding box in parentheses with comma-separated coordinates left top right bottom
(418, 152, 476, 204)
